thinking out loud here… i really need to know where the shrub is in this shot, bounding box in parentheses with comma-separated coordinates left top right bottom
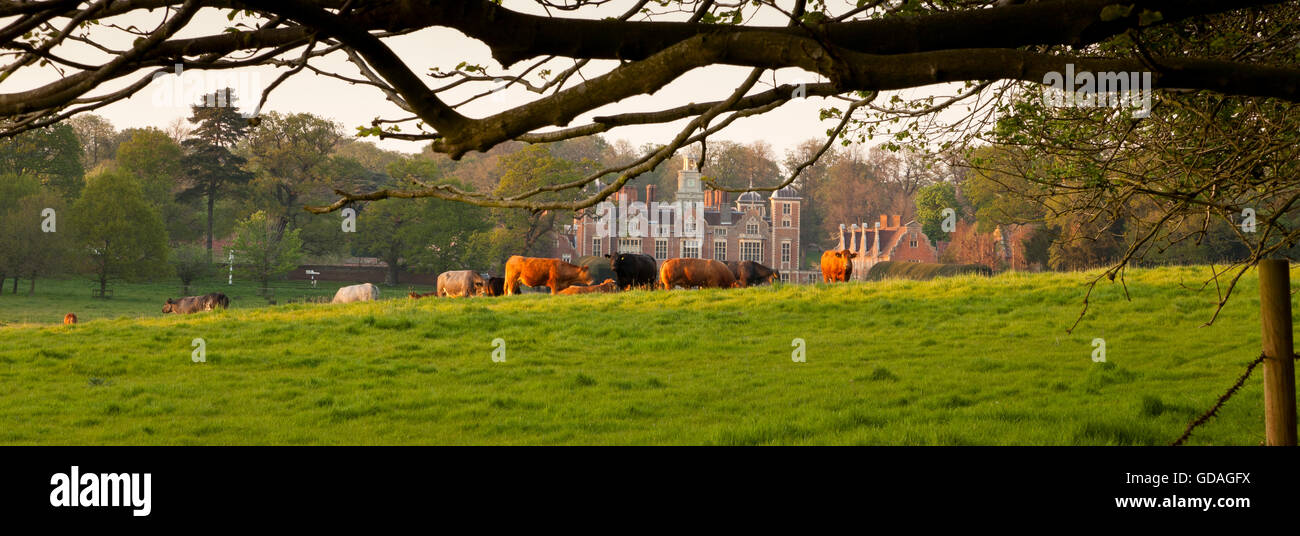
(864, 261, 993, 282)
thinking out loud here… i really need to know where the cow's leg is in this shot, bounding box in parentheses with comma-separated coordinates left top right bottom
(504, 269, 518, 296)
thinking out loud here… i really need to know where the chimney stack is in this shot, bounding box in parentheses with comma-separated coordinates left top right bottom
(646, 184, 656, 204)
(892, 214, 900, 228)
(720, 191, 731, 224)
(880, 215, 889, 228)
(873, 222, 881, 259)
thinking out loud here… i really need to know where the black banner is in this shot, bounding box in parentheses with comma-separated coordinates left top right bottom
(1, 447, 1292, 525)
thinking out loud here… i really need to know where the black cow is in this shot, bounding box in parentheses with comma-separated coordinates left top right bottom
(606, 253, 658, 290)
(727, 260, 781, 287)
(483, 276, 506, 297)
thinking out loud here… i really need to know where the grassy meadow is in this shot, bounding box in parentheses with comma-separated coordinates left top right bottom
(0, 265, 1294, 445)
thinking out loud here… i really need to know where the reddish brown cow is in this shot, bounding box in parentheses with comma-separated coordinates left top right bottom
(408, 291, 437, 299)
(820, 249, 858, 282)
(659, 258, 736, 289)
(503, 256, 592, 295)
(558, 278, 619, 295)
(63, 313, 77, 325)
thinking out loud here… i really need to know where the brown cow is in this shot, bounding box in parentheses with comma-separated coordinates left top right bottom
(503, 256, 592, 295)
(408, 291, 437, 299)
(63, 313, 77, 325)
(558, 278, 619, 295)
(820, 249, 858, 282)
(659, 258, 736, 289)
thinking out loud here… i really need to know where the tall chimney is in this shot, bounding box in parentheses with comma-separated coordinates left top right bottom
(880, 214, 889, 228)
(646, 184, 656, 204)
(892, 214, 900, 228)
(720, 191, 731, 224)
(873, 222, 881, 259)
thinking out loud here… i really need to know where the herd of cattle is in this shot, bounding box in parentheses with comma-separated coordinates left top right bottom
(144, 250, 862, 315)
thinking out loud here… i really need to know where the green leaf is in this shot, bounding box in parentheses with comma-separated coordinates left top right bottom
(1137, 9, 1163, 26)
(1099, 4, 1134, 22)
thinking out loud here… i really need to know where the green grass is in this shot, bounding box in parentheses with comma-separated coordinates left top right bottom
(0, 277, 435, 325)
(0, 265, 1293, 445)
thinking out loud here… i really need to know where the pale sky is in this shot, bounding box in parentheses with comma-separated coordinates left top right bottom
(6, 1, 963, 160)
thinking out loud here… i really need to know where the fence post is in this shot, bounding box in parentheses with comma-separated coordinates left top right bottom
(1259, 259, 1297, 446)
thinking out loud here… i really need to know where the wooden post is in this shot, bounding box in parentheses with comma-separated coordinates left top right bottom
(1259, 259, 1297, 446)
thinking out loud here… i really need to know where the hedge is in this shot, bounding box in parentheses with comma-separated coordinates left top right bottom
(864, 261, 993, 281)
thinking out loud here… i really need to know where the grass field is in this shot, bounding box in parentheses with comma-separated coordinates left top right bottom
(0, 265, 1293, 445)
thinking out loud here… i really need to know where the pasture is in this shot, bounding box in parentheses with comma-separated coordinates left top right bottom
(0, 265, 1293, 445)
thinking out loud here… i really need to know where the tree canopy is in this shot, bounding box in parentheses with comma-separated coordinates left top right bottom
(3, 0, 1297, 214)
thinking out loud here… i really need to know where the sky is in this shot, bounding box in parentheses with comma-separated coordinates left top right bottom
(6, 1, 961, 160)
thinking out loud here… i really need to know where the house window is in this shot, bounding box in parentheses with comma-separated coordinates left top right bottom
(909, 233, 918, 248)
(715, 228, 727, 237)
(745, 223, 758, 235)
(782, 203, 791, 215)
(780, 272, 790, 282)
(682, 240, 700, 258)
(781, 242, 791, 264)
(591, 237, 602, 257)
(740, 240, 762, 262)
(714, 241, 727, 261)
(655, 239, 668, 260)
(561, 254, 572, 263)
(782, 219, 791, 228)
(619, 238, 641, 253)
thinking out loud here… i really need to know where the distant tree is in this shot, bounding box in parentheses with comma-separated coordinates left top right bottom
(0, 191, 73, 294)
(486, 145, 582, 263)
(0, 173, 40, 289)
(941, 221, 1002, 271)
(170, 243, 213, 295)
(333, 139, 405, 176)
(67, 114, 118, 170)
(698, 141, 781, 191)
(354, 187, 490, 284)
(70, 170, 170, 296)
(229, 210, 304, 292)
(0, 123, 85, 200)
(241, 111, 343, 230)
(117, 128, 202, 241)
(179, 88, 253, 262)
(961, 146, 1047, 233)
(914, 182, 961, 244)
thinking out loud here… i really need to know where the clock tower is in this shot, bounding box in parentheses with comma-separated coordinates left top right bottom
(676, 157, 704, 205)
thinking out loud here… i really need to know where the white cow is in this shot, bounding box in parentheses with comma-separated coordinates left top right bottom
(331, 283, 380, 304)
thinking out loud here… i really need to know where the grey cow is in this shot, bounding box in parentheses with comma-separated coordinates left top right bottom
(437, 270, 487, 298)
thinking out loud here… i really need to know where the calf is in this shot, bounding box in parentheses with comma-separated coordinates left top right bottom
(437, 270, 487, 298)
(659, 258, 736, 289)
(332, 283, 380, 304)
(503, 256, 592, 295)
(558, 278, 619, 295)
(728, 260, 781, 287)
(408, 291, 437, 299)
(63, 313, 77, 325)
